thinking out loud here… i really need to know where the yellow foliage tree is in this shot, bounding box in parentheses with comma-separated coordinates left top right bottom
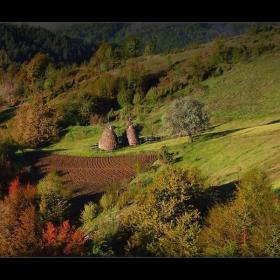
(199, 168, 280, 257)
(7, 95, 60, 148)
(121, 166, 204, 257)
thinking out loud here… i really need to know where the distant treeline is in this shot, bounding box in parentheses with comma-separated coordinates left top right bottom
(0, 23, 92, 65)
(0, 22, 257, 66)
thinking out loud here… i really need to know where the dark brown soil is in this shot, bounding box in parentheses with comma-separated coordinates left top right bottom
(23, 151, 158, 224)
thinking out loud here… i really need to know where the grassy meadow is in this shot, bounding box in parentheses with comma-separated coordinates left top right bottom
(6, 29, 280, 193)
(35, 48, 280, 191)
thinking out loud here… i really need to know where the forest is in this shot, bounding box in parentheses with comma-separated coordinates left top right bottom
(1, 22, 280, 257)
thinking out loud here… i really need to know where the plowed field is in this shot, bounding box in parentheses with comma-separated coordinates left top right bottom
(23, 151, 158, 221)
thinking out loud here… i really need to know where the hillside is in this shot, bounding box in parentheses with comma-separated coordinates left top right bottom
(32, 24, 280, 189)
(0, 22, 257, 64)
(1, 22, 280, 257)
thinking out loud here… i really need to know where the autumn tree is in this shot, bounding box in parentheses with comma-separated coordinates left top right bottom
(38, 220, 87, 257)
(198, 168, 280, 257)
(162, 96, 209, 143)
(120, 166, 204, 257)
(0, 178, 39, 257)
(37, 171, 72, 226)
(27, 52, 50, 84)
(7, 95, 60, 148)
(0, 68, 23, 106)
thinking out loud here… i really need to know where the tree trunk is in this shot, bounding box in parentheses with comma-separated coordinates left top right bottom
(188, 132, 193, 143)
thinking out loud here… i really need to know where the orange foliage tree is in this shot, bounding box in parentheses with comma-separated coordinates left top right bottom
(8, 176, 21, 195)
(0, 178, 39, 256)
(39, 220, 87, 257)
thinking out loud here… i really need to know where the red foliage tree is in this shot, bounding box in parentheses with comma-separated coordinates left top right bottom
(8, 176, 21, 195)
(0, 182, 39, 257)
(39, 220, 87, 257)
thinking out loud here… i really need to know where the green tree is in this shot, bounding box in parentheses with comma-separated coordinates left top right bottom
(189, 51, 209, 83)
(0, 139, 20, 198)
(144, 39, 157, 56)
(166, 55, 172, 69)
(80, 201, 101, 225)
(37, 171, 72, 226)
(162, 96, 209, 143)
(122, 36, 140, 59)
(158, 145, 175, 165)
(77, 92, 95, 126)
(0, 50, 11, 69)
(247, 23, 259, 36)
(117, 88, 134, 108)
(199, 168, 280, 257)
(43, 62, 58, 91)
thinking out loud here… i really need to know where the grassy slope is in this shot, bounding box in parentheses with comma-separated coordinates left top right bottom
(30, 32, 280, 191)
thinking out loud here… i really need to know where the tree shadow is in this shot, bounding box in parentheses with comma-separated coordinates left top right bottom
(264, 119, 280, 125)
(69, 193, 103, 226)
(0, 107, 16, 123)
(208, 180, 238, 203)
(198, 127, 245, 141)
(174, 156, 183, 163)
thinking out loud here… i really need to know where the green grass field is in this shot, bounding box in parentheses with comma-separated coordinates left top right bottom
(36, 47, 280, 190)
(3, 29, 280, 193)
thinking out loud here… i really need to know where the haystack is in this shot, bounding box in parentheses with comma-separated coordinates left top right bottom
(126, 120, 139, 146)
(98, 124, 118, 151)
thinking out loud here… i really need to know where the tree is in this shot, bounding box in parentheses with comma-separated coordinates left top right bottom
(158, 145, 175, 165)
(122, 36, 140, 59)
(27, 52, 49, 84)
(0, 179, 39, 257)
(90, 41, 114, 71)
(0, 139, 19, 198)
(121, 166, 203, 257)
(7, 95, 60, 148)
(144, 39, 157, 56)
(39, 220, 87, 257)
(37, 171, 72, 226)
(0, 50, 11, 69)
(162, 96, 209, 143)
(198, 168, 280, 257)
(189, 52, 209, 83)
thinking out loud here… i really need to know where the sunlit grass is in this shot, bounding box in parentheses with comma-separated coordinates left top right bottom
(9, 33, 280, 193)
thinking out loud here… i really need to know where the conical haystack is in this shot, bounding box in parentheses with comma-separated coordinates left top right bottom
(126, 120, 139, 146)
(98, 124, 118, 151)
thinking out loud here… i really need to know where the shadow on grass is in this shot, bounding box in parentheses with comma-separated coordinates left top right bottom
(0, 107, 16, 123)
(265, 119, 280, 125)
(197, 127, 245, 141)
(174, 156, 183, 163)
(69, 193, 103, 226)
(208, 180, 238, 202)
(59, 128, 71, 138)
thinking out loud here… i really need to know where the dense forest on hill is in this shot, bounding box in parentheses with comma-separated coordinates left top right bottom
(1, 22, 280, 257)
(0, 22, 256, 66)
